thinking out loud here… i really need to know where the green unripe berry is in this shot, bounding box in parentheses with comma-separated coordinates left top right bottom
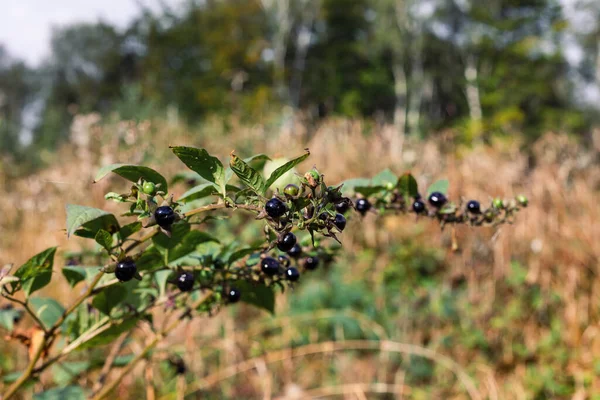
(304, 169, 320, 188)
(283, 184, 300, 198)
(385, 182, 395, 191)
(142, 181, 156, 195)
(492, 198, 504, 209)
(516, 194, 528, 207)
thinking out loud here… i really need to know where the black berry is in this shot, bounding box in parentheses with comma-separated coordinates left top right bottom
(466, 200, 481, 214)
(155, 206, 176, 228)
(176, 271, 194, 292)
(355, 198, 371, 215)
(115, 259, 137, 282)
(412, 199, 426, 214)
(428, 192, 447, 208)
(304, 256, 319, 270)
(213, 258, 224, 269)
(265, 198, 287, 218)
(335, 201, 350, 214)
(227, 287, 241, 303)
(285, 267, 300, 282)
(287, 244, 302, 258)
(334, 213, 346, 231)
(318, 212, 329, 221)
(278, 255, 291, 268)
(261, 257, 280, 276)
(277, 232, 297, 252)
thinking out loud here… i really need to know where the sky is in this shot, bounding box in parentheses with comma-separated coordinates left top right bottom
(0, 0, 184, 66)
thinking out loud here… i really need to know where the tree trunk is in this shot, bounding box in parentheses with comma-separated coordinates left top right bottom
(464, 54, 482, 122)
(407, 34, 424, 136)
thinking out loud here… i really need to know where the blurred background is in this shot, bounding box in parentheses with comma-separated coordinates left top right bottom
(1, 0, 600, 398)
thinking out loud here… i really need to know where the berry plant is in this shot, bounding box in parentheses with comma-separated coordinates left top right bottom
(0, 147, 527, 399)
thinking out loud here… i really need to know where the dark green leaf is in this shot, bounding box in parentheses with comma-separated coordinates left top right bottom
(171, 147, 226, 195)
(91, 285, 128, 316)
(170, 171, 205, 185)
(233, 280, 275, 314)
(13, 247, 57, 297)
(229, 153, 265, 194)
(136, 248, 164, 272)
(2, 372, 22, 383)
(94, 164, 168, 192)
(62, 267, 87, 288)
(33, 385, 85, 400)
(263, 150, 310, 193)
(398, 173, 419, 204)
(427, 179, 449, 196)
(94, 229, 113, 251)
(30, 297, 65, 330)
(154, 270, 171, 298)
(119, 221, 142, 240)
(66, 204, 119, 238)
(0, 308, 22, 331)
(353, 185, 387, 197)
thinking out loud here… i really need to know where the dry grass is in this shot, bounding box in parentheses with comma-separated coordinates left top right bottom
(1, 114, 600, 398)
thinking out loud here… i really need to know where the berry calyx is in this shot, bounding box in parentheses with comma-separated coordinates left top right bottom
(176, 271, 194, 292)
(261, 257, 280, 276)
(466, 200, 481, 214)
(115, 259, 137, 282)
(355, 198, 371, 215)
(412, 199, 426, 214)
(334, 213, 346, 231)
(304, 256, 319, 270)
(492, 198, 504, 209)
(278, 255, 291, 268)
(283, 184, 300, 198)
(277, 232, 297, 252)
(287, 244, 302, 258)
(155, 206, 176, 228)
(285, 267, 300, 282)
(227, 287, 241, 303)
(335, 201, 350, 214)
(428, 192, 447, 208)
(265, 198, 287, 218)
(142, 181, 156, 195)
(516, 194, 528, 207)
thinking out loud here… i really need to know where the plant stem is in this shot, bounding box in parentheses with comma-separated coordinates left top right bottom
(183, 203, 260, 218)
(2, 294, 47, 333)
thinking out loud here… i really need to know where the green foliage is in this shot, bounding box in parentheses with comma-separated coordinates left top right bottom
(171, 147, 226, 195)
(65, 205, 119, 239)
(94, 164, 168, 193)
(12, 247, 57, 297)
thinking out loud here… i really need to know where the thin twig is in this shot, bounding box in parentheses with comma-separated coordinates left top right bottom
(91, 331, 131, 395)
(2, 294, 47, 333)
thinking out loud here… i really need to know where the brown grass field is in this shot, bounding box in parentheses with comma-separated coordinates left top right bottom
(1, 114, 600, 398)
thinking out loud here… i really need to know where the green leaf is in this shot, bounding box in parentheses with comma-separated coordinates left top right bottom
(168, 231, 219, 265)
(154, 270, 172, 298)
(30, 297, 65, 330)
(225, 153, 271, 182)
(171, 147, 226, 195)
(62, 266, 87, 288)
(340, 177, 372, 196)
(33, 385, 85, 400)
(78, 318, 139, 350)
(263, 150, 310, 193)
(136, 248, 164, 272)
(178, 183, 219, 203)
(13, 247, 57, 297)
(152, 221, 191, 250)
(371, 169, 397, 186)
(94, 164, 168, 193)
(104, 192, 128, 202)
(229, 153, 266, 194)
(92, 285, 128, 316)
(233, 280, 275, 314)
(66, 204, 119, 239)
(398, 173, 419, 204)
(119, 221, 142, 240)
(94, 229, 113, 251)
(427, 179, 449, 196)
(51, 362, 90, 387)
(227, 246, 262, 264)
(0, 308, 22, 331)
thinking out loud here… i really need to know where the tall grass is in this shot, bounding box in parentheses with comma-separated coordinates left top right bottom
(1, 114, 599, 398)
